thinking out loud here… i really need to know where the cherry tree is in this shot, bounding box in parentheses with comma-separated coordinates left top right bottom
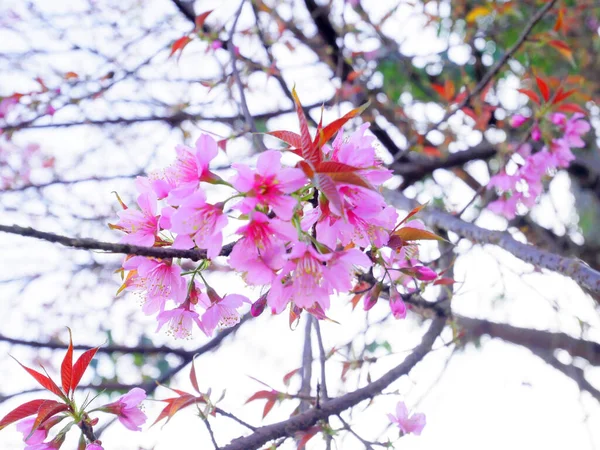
(0, 0, 599, 449)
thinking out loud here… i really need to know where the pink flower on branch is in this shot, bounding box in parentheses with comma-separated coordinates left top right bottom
(229, 211, 298, 285)
(169, 189, 227, 259)
(122, 257, 187, 314)
(101, 388, 147, 432)
(388, 401, 426, 436)
(114, 192, 160, 247)
(199, 288, 249, 336)
(231, 150, 307, 220)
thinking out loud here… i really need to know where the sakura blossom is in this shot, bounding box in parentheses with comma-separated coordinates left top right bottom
(388, 401, 426, 436)
(101, 387, 147, 432)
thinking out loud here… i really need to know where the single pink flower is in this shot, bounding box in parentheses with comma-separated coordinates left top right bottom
(199, 289, 249, 336)
(488, 171, 518, 192)
(326, 124, 392, 186)
(17, 417, 46, 445)
(564, 113, 590, 148)
(510, 114, 528, 128)
(102, 387, 147, 431)
(122, 257, 187, 314)
(389, 288, 407, 320)
(550, 138, 575, 168)
(488, 195, 520, 220)
(231, 150, 307, 220)
(229, 212, 298, 285)
(166, 134, 220, 204)
(156, 304, 204, 339)
(388, 401, 426, 436)
(170, 189, 227, 259)
(86, 444, 104, 450)
(268, 243, 333, 313)
(115, 192, 159, 246)
(549, 112, 566, 126)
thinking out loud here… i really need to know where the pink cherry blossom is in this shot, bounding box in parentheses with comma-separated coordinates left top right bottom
(550, 138, 575, 168)
(102, 387, 147, 431)
(388, 401, 426, 436)
(488, 194, 520, 220)
(115, 192, 159, 246)
(488, 171, 518, 192)
(199, 289, 249, 336)
(229, 211, 298, 285)
(122, 257, 187, 314)
(510, 114, 527, 128)
(86, 444, 104, 450)
(169, 189, 227, 259)
(564, 113, 590, 148)
(17, 417, 46, 445)
(165, 134, 220, 204)
(232, 150, 307, 220)
(389, 288, 407, 319)
(326, 124, 392, 185)
(156, 303, 204, 339)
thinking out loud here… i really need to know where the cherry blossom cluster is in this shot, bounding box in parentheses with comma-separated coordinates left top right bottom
(112, 122, 443, 339)
(487, 112, 590, 219)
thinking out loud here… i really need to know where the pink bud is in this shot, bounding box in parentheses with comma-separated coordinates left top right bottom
(531, 124, 541, 141)
(251, 295, 267, 317)
(414, 266, 437, 281)
(510, 114, 527, 128)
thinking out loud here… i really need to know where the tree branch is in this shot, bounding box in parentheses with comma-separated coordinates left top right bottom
(221, 317, 445, 450)
(0, 224, 234, 261)
(385, 191, 600, 298)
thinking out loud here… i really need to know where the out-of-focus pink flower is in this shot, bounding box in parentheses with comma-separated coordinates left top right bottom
(199, 288, 249, 336)
(101, 388, 147, 431)
(232, 150, 307, 220)
(210, 40, 223, 50)
(86, 444, 104, 450)
(0, 96, 18, 118)
(115, 192, 159, 246)
(17, 417, 46, 445)
(170, 189, 227, 259)
(488, 195, 520, 220)
(488, 171, 518, 192)
(550, 138, 575, 168)
(388, 401, 426, 436)
(510, 114, 528, 128)
(531, 124, 541, 141)
(564, 113, 590, 148)
(122, 257, 187, 314)
(229, 212, 297, 285)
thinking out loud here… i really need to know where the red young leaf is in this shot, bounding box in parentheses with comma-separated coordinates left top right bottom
(283, 368, 300, 386)
(517, 88, 541, 105)
(152, 395, 198, 427)
(297, 426, 320, 449)
(327, 172, 374, 190)
(71, 347, 99, 392)
(552, 88, 576, 105)
(556, 103, 586, 114)
(245, 390, 276, 404)
(262, 398, 276, 419)
(31, 401, 69, 434)
(535, 76, 550, 102)
(194, 10, 213, 31)
(268, 130, 302, 148)
(316, 102, 369, 148)
(291, 87, 320, 165)
(315, 161, 361, 173)
(14, 360, 65, 399)
(190, 356, 200, 395)
(434, 277, 455, 285)
(397, 202, 428, 228)
(60, 329, 73, 396)
(0, 399, 46, 430)
(313, 173, 344, 216)
(169, 36, 192, 58)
